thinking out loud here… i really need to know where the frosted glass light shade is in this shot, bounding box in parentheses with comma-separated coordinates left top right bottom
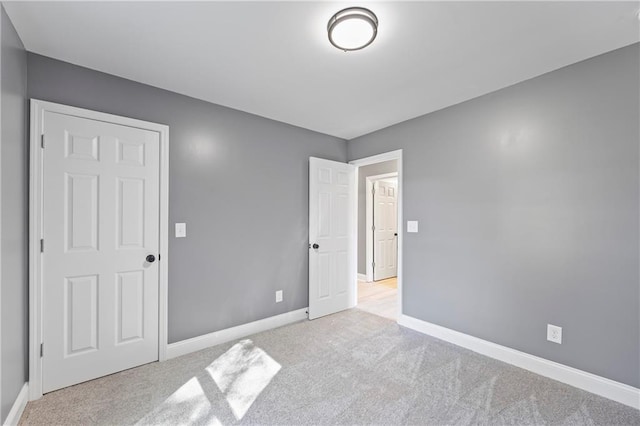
(327, 7, 378, 51)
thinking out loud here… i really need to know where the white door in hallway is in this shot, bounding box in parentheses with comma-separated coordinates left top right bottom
(373, 179, 398, 281)
(308, 157, 356, 320)
(42, 111, 160, 393)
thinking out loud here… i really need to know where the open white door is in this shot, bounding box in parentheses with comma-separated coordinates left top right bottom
(308, 157, 356, 320)
(373, 179, 398, 281)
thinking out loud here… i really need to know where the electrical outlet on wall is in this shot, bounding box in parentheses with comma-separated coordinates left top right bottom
(547, 324, 562, 344)
(275, 290, 283, 303)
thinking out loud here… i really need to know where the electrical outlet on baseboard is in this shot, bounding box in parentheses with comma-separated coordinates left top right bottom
(547, 324, 562, 344)
(275, 290, 283, 303)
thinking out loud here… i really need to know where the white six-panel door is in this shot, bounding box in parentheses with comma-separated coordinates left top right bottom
(373, 179, 398, 281)
(308, 157, 356, 320)
(42, 111, 160, 393)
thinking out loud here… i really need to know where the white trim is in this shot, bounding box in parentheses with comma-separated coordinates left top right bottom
(3, 383, 28, 426)
(0, 12, 3, 411)
(167, 308, 309, 359)
(28, 100, 43, 401)
(28, 99, 170, 400)
(157, 109, 170, 363)
(357, 273, 367, 282)
(365, 172, 398, 282)
(398, 314, 640, 410)
(350, 150, 403, 166)
(349, 150, 403, 320)
(363, 176, 374, 282)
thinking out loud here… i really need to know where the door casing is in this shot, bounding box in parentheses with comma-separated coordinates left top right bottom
(28, 99, 170, 400)
(349, 150, 403, 320)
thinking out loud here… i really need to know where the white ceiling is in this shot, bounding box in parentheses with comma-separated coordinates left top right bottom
(4, 1, 640, 139)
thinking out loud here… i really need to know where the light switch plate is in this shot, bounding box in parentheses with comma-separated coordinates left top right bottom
(275, 290, 283, 303)
(175, 223, 186, 238)
(407, 221, 419, 233)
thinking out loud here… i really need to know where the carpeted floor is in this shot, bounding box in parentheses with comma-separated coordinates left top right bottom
(20, 309, 639, 425)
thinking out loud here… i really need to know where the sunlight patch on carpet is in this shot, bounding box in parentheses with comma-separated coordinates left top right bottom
(207, 339, 281, 420)
(136, 377, 221, 425)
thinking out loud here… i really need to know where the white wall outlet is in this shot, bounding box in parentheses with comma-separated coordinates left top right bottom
(547, 324, 562, 344)
(407, 220, 419, 233)
(175, 223, 186, 238)
(275, 290, 283, 303)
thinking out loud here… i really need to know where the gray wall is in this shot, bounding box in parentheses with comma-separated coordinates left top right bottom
(357, 160, 397, 275)
(27, 53, 347, 343)
(347, 43, 640, 388)
(1, 6, 28, 422)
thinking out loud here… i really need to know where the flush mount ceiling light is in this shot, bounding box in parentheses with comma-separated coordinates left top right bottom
(327, 7, 378, 51)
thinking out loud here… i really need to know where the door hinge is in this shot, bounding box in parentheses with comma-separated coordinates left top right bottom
(372, 188, 375, 195)
(40, 239, 44, 253)
(40, 343, 44, 357)
(371, 225, 375, 231)
(372, 262, 375, 269)
(41, 134, 45, 149)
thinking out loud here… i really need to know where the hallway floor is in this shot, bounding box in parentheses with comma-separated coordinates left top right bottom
(356, 277, 397, 320)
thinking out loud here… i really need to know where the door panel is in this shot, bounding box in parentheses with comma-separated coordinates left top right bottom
(374, 179, 398, 281)
(117, 270, 145, 343)
(65, 275, 99, 355)
(117, 178, 145, 248)
(66, 173, 99, 251)
(42, 111, 160, 393)
(309, 158, 356, 319)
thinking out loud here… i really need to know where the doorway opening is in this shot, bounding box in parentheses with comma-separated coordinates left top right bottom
(349, 151, 402, 321)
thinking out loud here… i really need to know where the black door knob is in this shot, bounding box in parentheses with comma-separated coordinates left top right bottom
(312, 243, 320, 249)
(146, 254, 156, 263)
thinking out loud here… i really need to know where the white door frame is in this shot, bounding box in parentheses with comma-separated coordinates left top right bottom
(0, 24, 3, 409)
(28, 99, 170, 400)
(365, 172, 398, 282)
(349, 150, 403, 320)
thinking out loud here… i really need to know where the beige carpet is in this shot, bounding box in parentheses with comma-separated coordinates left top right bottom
(20, 310, 640, 425)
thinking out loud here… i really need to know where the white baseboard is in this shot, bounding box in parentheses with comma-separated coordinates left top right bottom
(167, 308, 308, 359)
(398, 314, 640, 410)
(357, 273, 367, 282)
(3, 383, 28, 426)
